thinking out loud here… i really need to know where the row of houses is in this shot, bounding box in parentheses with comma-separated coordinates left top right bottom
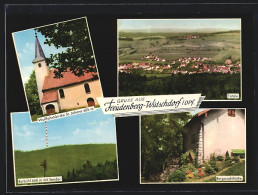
(118, 59, 241, 75)
(181, 35, 200, 39)
(141, 54, 212, 64)
(141, 54, 166, 62)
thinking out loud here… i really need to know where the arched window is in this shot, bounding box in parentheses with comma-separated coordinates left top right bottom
(59, 89, 65, 98)
(87, 97, 95, 107)
(46, 104, 55, 114)
(38, 63, 41, 68)
(84, 83, 91, 94)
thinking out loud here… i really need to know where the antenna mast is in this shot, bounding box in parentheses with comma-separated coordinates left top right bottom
(45, 121, 48, 148)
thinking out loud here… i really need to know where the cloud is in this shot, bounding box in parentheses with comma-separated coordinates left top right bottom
(21, 66, 34, 84)
(73, 128, 82, 135)
(15, 125, 34, 137)
(17, 52, 23, 59)
(88, 120, 110, 127)
(89, 120, 98, 126)
(99, 120, 110, 126)
(25, 42, 33, 48)
(49, 136, 61, 140)
(72, 126, 115, 144)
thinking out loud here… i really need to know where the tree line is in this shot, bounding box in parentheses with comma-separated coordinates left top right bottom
(63, 159, 118, 182)
(119, 72, 241, 100)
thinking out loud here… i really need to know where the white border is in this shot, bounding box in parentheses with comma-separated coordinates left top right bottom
(117, 18, 242, 101)
(10, 109, 119, 187)
(139, 108, 246, 184)
(12, 17, 104, 123)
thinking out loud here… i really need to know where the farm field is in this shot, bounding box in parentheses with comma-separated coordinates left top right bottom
(119, 31, 241, 64)
(118, 28, 241, 100)
(14, 144, 117, 184)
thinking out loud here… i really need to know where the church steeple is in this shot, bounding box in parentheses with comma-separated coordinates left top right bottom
(32, 32, 46, 63)
(32, 31, 49, 104)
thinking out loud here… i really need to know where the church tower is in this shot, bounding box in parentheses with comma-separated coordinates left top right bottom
(32, 32, 49, 103)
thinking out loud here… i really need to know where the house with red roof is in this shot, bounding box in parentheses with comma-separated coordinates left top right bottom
(32, 34, 103, 115)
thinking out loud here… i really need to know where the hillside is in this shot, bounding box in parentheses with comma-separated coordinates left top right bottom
(118, 31, 240, 64)
(14, 144, 117, 184)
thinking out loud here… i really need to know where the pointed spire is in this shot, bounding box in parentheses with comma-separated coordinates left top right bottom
(32, 31, 46, 63)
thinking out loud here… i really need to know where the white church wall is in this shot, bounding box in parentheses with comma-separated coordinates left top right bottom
(57, 79, 103, 110)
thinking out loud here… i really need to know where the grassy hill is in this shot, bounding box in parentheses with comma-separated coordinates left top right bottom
(14, 144, 117, 184)
(118, 31, 240, 64)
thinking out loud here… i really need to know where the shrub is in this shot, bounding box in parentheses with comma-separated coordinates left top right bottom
(232, 156, 240, 164)
(209, 159, 219, 172)
(210, 153, 217, 161)
(225, 151, 230, 160)
(224, 159, 232, 167)
(181, 163, 196, 172)
(193, 172, 199, 178)
(204, 163, 215, 175)
(216, 155, 224, 161)
(167, 169, 186, 182)
(179, 150, 196, 166)
(217, 161, 224, 171)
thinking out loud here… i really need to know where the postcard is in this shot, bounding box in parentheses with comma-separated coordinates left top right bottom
(140, 108, 246, 183)
(12, 17, 103, 122)
(11, 109, 119, 187)
(118, 19, 241, 101)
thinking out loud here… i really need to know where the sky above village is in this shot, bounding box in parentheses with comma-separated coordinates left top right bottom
(13, 27, 66, 84)
(11, 109, 117, 151)
(118, 19, 241, 31)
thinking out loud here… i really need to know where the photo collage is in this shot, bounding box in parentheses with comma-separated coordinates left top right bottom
(8, 15, 249, 190)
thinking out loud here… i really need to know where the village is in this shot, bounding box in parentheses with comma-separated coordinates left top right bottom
(118, 54, 241, 75)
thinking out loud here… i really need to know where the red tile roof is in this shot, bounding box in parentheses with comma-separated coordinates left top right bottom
(41, 90, 58, 104)
(42, 69, 96, 91)
(198, 109, 211, 116)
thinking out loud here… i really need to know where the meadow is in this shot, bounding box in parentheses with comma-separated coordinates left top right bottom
(119, 30, 241, 64)
(203, 160, 245, 182)
(14, 144, 117, 185)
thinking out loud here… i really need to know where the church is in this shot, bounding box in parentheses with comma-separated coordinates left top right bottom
(32, 34, 103, 115)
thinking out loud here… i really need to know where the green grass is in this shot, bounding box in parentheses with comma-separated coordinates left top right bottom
(204, 161, 245, 182)
(118, 31, 240, 64)
(14, 144, 117, 184)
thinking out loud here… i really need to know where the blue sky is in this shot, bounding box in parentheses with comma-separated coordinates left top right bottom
(190, 108, 205, 116)
(118, 19, 241, 31)
(12, 28, 66, 83)
(11, 109, 117, 151)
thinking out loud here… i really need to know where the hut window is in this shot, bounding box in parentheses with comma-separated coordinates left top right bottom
(38, 63, 41, 68)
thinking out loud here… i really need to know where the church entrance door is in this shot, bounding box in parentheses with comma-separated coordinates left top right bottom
(46, 104, 55, 114)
